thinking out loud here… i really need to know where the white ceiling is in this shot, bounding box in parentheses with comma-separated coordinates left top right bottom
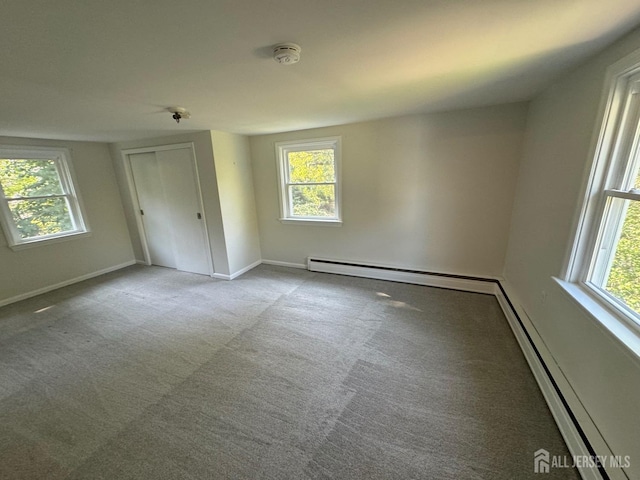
(3, 0, 640, 142)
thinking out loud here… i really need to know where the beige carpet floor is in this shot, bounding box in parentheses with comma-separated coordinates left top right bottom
(0, 264, 579, 479)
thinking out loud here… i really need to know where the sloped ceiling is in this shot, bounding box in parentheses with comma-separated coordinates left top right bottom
(3, 0, 640, 142)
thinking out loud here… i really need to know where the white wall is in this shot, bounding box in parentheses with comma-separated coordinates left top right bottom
(0, 136, 134, 304)
(504, 28, 640, 475)
(211, 131, 261, 276)
(110, 132, 231, 276)
(250, 104, 527, 276)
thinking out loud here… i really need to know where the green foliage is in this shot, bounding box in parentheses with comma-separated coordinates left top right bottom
(0, 158, 73, 238)
(607, 200, 640, 313)
(287, 150, 336, 217)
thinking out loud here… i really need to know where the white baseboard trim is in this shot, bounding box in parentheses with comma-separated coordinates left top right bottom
(261, 259, 307, 269)
(211, 273, 230, 280)
(229, 259, 262, 280)
(213, 259, 304, 280)
(307, 257, 497, 295)
(0, 260, 137, 307)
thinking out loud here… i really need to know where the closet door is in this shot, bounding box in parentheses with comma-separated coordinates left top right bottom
(130, 147, 210, 275)
(130, 152, 177, 268)
(156, 148, 210, 275)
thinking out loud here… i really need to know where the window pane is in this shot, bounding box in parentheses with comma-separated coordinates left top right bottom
(604, 199, 640, 314)
(7, 197, 74, 239)
(288, 149, 335, 183)
(290, 184, 335, 217)
(0, 158, 64, 198)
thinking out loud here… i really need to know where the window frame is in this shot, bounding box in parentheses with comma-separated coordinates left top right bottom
(0, 145, 89, 249)
(275, 137, 342, 225)
(561, 49, 640, 342)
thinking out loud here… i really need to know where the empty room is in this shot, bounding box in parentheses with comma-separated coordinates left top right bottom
(1, 1, 639, 479)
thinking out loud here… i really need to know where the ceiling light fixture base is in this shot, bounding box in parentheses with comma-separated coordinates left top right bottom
(168, 107, 191, 123)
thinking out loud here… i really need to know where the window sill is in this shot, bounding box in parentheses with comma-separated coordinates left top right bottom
(552, 277, 640, 362)
(279, 218, 342, 227)
(8, 231, 91, 251)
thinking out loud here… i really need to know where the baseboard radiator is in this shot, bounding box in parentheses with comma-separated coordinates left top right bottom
(306, 256, 612, 480)
(306, 257, 499, 295)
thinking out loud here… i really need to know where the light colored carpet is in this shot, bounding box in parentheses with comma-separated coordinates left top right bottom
(0, 264, 579, 479)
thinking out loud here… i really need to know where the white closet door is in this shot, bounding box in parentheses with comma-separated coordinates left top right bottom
(129, 147, 211, 275)
(130, 152, 177, 268)
(156, 148, 210, 275)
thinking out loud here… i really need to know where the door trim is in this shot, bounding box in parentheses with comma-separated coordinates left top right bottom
(121, 143, 215, 276)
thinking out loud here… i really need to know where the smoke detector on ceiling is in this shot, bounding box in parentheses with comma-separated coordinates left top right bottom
(273, 43, 301, 65)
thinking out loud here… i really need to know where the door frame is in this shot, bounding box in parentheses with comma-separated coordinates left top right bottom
(121, 142, 215, 276)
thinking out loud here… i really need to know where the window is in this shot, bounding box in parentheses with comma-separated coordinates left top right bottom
(0, 146, 88, 248)
(275, 137, 342, 224)
(565, 54, 640, 331)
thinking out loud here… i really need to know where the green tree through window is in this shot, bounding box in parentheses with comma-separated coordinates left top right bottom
(605, 169, 640, 312)
(288, 149, 336, 217)
(276, 137, 341, 223)
(0, 147, 87, 247)
(0, 159, 73, 238)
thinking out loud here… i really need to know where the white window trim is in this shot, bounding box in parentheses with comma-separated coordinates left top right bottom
(0, 145, 90, 250)
(275, 137, 342, 225)
(559, 48, 640, 353)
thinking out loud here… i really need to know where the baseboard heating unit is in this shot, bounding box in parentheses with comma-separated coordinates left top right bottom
(306, 257, 499, 295)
